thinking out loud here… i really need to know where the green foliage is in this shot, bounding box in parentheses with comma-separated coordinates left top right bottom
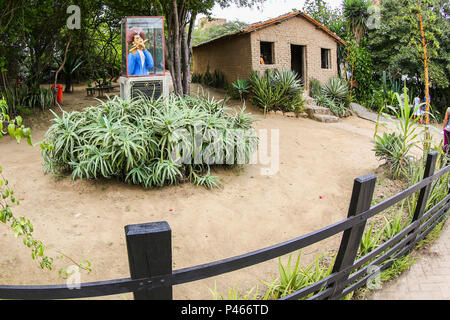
(343, 0, 370, 43)
(380, 254, 416, 282)
(1, 98, 91, 274)
(248, 69, 304, 115)
(209, 281, 262, 300)
(373, 86, 426, 179)
(196, 66, 228, 89)
(373, 132, 406, 178)
(262, 251, 335, 300)
(193, 20, 249, 46)
(1, 85, 54, 116)
(227, 79, 251, 101)
(249, 71, 282, 116)
(191, 72, 203, 84)
(358, 222, 383, 257)
(302, 0, 346, 37)
(312, 77, 349, 117)
(350, 41, 375, 105)
(57, 54, 84, 93)
(309, 78, 323, 99)
(367, 0, 450, 113)
(322, 77, 349, 105)
(382, 209, 409, 241)
(211, 69, 228, 88)
(41, 94, 258, 189)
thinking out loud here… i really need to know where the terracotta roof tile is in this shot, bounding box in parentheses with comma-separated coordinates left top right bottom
(193, 11, 346, 48)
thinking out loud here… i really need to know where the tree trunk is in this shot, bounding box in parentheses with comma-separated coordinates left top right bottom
(54, 33, 73, 104)
(171, 0, 183, 95)
(181, 26, 189, 95)
(181, 13, 196, 95)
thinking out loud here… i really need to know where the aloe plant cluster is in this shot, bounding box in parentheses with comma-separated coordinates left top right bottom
(41, 94, 258, 189)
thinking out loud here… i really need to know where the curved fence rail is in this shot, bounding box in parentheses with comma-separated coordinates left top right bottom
(0, 152, 449, 300)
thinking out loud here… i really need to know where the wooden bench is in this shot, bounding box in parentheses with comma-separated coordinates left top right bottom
(86, 87, 96, 96)
(86, 84, 119, 97)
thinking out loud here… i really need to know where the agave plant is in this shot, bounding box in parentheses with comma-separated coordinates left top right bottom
(273, 69, 302, 96)
(373, 131, 405, 176)
(249, 72, 281, 116)
(248, 69, 304, 115)
(322, 77, 349, 105)
(231, 79, 251, 101)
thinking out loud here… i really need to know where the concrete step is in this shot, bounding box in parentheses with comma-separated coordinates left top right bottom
(306, 105, 333, 117)
(312, 114, 340, 123)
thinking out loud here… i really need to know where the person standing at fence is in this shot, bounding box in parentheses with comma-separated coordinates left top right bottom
(445, 107, 450, 193)
(413, 94, 423, 124)
(443, 107, 450, 159)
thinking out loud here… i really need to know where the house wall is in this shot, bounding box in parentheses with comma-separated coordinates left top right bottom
(192, 15, 340, 89)
(250, 16, 339, 91)
(192, 33, 252, 84)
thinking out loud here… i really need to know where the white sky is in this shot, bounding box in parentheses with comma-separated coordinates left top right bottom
(197, 0, 343, 25)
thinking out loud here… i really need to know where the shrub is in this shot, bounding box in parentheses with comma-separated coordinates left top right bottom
(285, 90, 306, 114)
(2, 85, 54, 116)
(262, 251, 334, 300)
(195, 66, 228, 89)
(211, 69, 228, 88)
(41, 94, 258, 189)
(373, 132, 406, 177)
(203, 68, 214, 87)
(249, 69, 304, 115)
(309, 78, 322, 99)
(229, 79, 251, 101)
(249, 71, 284, 115)
(311, 77, 349, 117)
(373, 87, 425, 179)
(191, 73, 203, 84)
(322, 77, 349, 105)
(316, 95, 346, 117)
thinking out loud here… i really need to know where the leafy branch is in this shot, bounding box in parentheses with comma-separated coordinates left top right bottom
(0, 98, 91, 275)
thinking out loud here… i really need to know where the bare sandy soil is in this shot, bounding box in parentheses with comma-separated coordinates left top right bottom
(0, 82, 433, 299)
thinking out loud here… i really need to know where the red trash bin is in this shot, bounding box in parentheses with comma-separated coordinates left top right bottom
(51, 84, 64, 104)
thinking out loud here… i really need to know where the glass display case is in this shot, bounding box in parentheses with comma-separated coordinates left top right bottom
(121, 16, 165, 77)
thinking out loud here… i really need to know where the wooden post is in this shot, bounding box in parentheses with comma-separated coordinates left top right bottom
(407, 151, 438, 251)
(125, 221, 173, 300)
(329, 174, 377, 300)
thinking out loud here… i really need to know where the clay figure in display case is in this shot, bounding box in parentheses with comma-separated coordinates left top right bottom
(126, 26, 154, 76)
(120, 16, 168, 99)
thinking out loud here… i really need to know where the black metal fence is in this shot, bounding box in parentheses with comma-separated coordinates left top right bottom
(0, 151, 449, 300)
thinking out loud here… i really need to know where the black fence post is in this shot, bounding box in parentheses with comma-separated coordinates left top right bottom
(406, 151, 438, 251)
(125, 221, 173, 300)
(329, 174, 377, 300)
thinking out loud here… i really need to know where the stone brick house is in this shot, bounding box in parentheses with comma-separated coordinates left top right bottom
(192, 11, 345, 91)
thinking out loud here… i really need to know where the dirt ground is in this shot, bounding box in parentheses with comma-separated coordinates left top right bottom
(0, 82, 439, 299)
